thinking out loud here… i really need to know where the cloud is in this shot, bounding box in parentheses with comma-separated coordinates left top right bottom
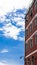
(1, 23, 21, 40)
(0, 61, 8, 65)
(0, 60, 23, 65)
(0, 62, 5, 65)
(19, 37, 24, 41)
(0, 8, 25, 40)
(0, 49, 8, 53)
(0, 21, 24, 40)
(0, 16, 6, 22)
(0, 0, 33, 16)
(0, 62, 22, 65)
(16, 20, 25, 30)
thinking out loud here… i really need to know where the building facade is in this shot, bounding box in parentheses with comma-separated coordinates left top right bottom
(25, 0, 37, 65)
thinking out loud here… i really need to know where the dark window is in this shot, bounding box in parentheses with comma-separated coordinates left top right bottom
(25, 15, 28, 22)
(34, 0, 37, 10)
(25, 44, 28, 51)
(35, 17, 37, 26)
(25, 29, 28, 37)
(30, 24, 32, 32)
(25, 21, 28, 27)
(28, 58, 31, 65)
(35, 33, 37, 44)
(30, 9, 33, 17)
(32, 56, 34, 65)
(30, 39, 33, 48)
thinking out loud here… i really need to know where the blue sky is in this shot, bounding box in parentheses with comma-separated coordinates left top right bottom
(0, 0, 33, 65)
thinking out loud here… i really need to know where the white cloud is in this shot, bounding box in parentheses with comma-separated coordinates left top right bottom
(0, 0, 33, 16)
(0, 60, 8, 65)
(0, 11, 25, 40)
(0, 20, 24, 40)
(0, 62, 5, 65)
(13, 17, 22, 22)
(0, 62, 8, 65)
(1, 23, 21, 40)
(0, 60, 23, 65)
(11, 13, 25, 31)
(0, 16, 6, 23)
(11, 13, 25, 24)
(16, 20, 25, 30)
(19, 37, 24, 41)
(0, 49, 8, 53)
(0, 8, 25, 40)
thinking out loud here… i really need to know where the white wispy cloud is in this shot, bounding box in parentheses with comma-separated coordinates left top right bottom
(0, 16, 6, 22)
(0, 62, 5, 65)
(0, 9, 25, 40)
(0, 49, 8, 53)
(1, 23, 21, 40)
(19, 37, 25, 41)
(0, 0, 33, 16)
(0, 62, 8, 65)
(0, 60, 7, 65)
(0, 59, 24, 65)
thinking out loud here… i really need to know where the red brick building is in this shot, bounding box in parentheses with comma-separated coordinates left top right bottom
(25, 0, 37, 65)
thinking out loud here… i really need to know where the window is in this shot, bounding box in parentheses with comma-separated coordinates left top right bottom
(28, 58, 31, 65)
(35, 17, 37, 26)
(32, 56, 34, 65)
(25, 15, 28, 26)
(25, 15, 28, 22)
(30, 9, 32, 16)
(30, 24, 32, 32)
(30, 39, 33, 48)
(25, 44, 28, 51)
(35, 33, 37, 44)
(34, 0, 37, 10)
(25, 29, 28, 37)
